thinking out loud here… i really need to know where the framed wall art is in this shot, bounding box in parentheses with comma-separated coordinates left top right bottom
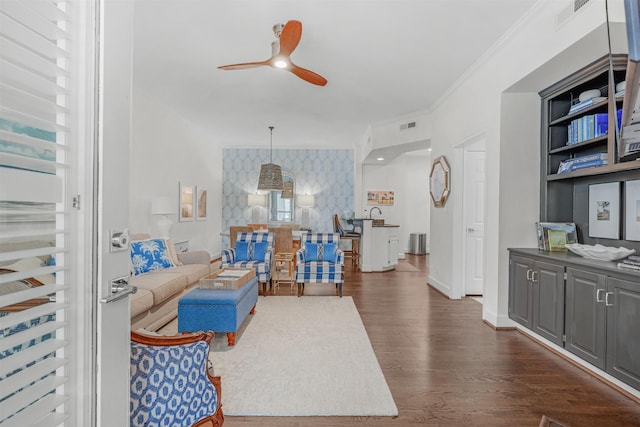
(367, 190, 394, 205)
(196, 186, 207, 221)
(625, 180, 640, 240)
(588, 182, 620, 239)
(179, 182, 194, 222)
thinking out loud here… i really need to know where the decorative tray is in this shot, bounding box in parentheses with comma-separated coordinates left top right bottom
(565, 243, 635, 261)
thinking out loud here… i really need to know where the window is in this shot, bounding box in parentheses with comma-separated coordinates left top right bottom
(268, 173, 295, 222)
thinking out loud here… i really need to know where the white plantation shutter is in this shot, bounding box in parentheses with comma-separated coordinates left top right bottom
(0, 1, 77, 425)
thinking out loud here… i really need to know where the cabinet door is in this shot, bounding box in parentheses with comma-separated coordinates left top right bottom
(606, 277, 640, 389)
(388, 233, 399, 265)
(565, 268, 606, 369)
(532, 261, 565, 346)
(509, 255, 534, 328)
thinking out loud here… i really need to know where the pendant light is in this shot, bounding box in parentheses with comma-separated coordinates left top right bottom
(257, 126, 284, 191)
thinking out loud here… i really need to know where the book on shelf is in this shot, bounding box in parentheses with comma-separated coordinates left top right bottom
(622, 122, 640, 155)
(620, 259, 640, 267)
(567, 113, 609, 145)
(568, 96, 606, 114)
(557, 153, 608, 174)
(570, 159, 608, 171)
(617, 262, 640, 271)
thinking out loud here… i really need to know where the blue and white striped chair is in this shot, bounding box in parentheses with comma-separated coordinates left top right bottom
(222, 231, 274, 294)
(295, 233, 344, 297)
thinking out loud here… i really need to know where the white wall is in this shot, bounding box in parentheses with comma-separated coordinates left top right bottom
(427, 0, 627, 326)
(361, 150, 431, 254)
(130, 90, 223, 257)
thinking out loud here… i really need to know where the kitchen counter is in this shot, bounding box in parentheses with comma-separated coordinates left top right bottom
(359, 219, 400, 272)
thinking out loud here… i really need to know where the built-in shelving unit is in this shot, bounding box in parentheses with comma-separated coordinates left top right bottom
(540, 54, 640, 249)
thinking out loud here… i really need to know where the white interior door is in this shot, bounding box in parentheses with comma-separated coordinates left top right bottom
(96, 1, 134, 426)
(463, 148, 486, 296)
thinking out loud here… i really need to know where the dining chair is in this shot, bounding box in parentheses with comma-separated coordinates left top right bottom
(229, 226, 253, 248)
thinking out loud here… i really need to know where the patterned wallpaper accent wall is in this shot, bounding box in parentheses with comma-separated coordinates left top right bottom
(223, 148, 354, 247)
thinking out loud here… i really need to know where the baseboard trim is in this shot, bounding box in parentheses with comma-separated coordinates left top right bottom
(426, 275, 450, 298)
(516, 326, 640, 404)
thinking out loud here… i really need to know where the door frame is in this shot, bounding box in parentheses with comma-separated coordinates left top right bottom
(451, 132, 487, 300)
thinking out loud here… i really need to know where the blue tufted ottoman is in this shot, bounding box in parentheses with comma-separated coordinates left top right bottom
(178, 276, 259, 346)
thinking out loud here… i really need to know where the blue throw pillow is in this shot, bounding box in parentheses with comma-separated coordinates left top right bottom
(235, 241, 250, 261)
(252, 242, 268, 261)
(304, 242, 320, 261)
(304, 242, 337, 262)
(322, 242, 337, 262)
(236, 241, 268, 261)
(130, 239, 174, 275)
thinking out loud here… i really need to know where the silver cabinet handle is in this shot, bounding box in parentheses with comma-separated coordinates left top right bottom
(596, 288, 605, 303)
(526, 269, 532, 281)
(531, 270, 538, 283)
(605, 292, 614, 307)
(100, 276, 137, 304)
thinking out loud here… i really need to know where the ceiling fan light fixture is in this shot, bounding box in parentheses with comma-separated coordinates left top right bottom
(274, 58, 289, 69)
(257, 126, 284, 191)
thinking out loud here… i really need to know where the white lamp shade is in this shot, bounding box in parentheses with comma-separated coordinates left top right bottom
(151, 197, 176, 215)
(248, 193, 266, 207)
(298, 194, 315, 208)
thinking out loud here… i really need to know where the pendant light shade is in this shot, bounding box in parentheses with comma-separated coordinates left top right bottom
(257, 126, 284, 191)
(281, 181, 294, 199)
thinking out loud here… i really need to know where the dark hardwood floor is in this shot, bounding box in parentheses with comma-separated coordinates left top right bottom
(224, 255, 640, 426)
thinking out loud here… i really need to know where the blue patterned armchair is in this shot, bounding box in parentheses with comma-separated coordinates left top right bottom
(295, 233, 344, 297)
(221, 232, 274, 294)
(130, 330, 224, 427)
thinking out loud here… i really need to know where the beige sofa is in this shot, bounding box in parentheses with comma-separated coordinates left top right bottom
(129, 234, 213, 331)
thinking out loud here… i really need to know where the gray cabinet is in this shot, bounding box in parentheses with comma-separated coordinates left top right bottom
(509, 255, 533, 328)
(509, 249, 640, 392)
(509, 253, 564, 346)
(532, 261, 565, 346)
(606, 277, 640, 390)
(565, 268, 607, 369)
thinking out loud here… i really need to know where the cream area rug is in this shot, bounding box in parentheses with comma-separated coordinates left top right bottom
(209, 296, 398, 417)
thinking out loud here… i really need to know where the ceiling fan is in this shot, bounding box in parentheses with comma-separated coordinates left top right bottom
(218, 20, 328, 87)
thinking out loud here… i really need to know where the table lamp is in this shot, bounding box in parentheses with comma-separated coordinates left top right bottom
(248, 193, 266, 224)
(151, 196, 177, 239)
(298, 193, 315, 229)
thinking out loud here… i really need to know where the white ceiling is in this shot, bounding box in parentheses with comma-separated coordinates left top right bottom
(132, 0, 537, 153)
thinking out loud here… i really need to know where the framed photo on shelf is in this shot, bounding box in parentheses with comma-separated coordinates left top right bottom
(625, 180, 640, 240)
(588, 182, 620, 239)
(536, 222, 578, 251)
(196, 186, 207, 221)
(179, 182, 194, 222)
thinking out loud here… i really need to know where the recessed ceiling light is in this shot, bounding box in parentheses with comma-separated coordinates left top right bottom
(377, 157, 384, 161)
(428, 148, 432, 151)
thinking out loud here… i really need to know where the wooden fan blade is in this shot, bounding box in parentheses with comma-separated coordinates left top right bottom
(278, 20, 302, 56)
(289, 63, 327, 86)
(218, 60, 269, 70)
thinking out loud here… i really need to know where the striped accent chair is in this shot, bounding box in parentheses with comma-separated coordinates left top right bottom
(295, 233, 344, 297)
(222, 231, 274, 294)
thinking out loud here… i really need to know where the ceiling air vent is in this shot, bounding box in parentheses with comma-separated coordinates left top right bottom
(400, 121, 416, 130)
(574, 0, 590, 12)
